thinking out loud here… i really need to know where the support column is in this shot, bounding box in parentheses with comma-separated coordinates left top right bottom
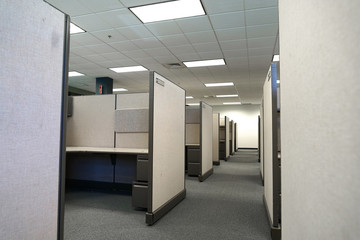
(96, 77, 113, 94)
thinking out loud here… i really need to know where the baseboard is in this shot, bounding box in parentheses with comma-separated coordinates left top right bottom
(146, 189, 186, 225)
(213, 161, 220, 166)
(263, 195, 281, 240)
(199, 168, 213, 182)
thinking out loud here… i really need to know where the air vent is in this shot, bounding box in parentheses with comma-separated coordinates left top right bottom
(162, 62, 186, 69)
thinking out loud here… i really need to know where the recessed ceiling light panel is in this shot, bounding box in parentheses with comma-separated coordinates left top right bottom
(109, 66, 148, 73)
(204, 82, 234, 87)
(216, 94, 238, 98)
(187, 103, 200, 106)
(70, 23, 85, 34)
(68, 71, 84, 77)
(273, 55, 280, 62)
(183, 59, 225, 68)
(113, 88, 128, 92)
(186, 96, 194, 99)
(223, 102, 241, 105)
(130, 0, 205, 23)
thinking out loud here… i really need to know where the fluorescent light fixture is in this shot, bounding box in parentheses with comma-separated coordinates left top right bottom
(68, 71, 84, 77)
(113, 88, 128, 92)
(183, 59, 225, 68)
(130, 0, 205, 23)
(204, 82, 234, 87)
(109, 66, 148, 73)
(70, 23, 85, 34)
(187, 103, 200, 106)
(186, 96, 194, 99)
(216, 94, 238, 98)
(273, 55, 280, 62)
(223, 102, 241, 105)
(277, 80, 280, 84)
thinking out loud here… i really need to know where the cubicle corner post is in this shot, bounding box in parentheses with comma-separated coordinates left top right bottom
(57, 14, 71, 240)
(147, 71, 155, 218)
(271, 63, 281, 229)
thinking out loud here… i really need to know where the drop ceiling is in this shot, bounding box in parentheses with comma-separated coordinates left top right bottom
(45, 0, 279, 105)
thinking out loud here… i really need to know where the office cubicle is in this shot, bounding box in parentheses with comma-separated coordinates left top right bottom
(0, 1, 69, 239)
(230, 120, 236, 155)
(234, 122, 238, 152)
(260, 101, 264, 184)
(66, 71, 185, 225)
(262, 63, 281, 239)
(219, 116, 230, 160)
(212, 113, 220, 165)
(185, 102, 214, 181)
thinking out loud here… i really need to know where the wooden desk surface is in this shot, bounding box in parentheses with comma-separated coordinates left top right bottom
(66, 146, 148, 154)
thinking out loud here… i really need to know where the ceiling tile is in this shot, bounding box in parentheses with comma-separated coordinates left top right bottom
(145, 21, 183, 36)
(86, 44, 118, 54)
(78, 0, 124, 12)
(202, 0, 244, 14)
(144, 47, 173, 57)
(209, 11, 245, 30)
(246, 23, 278, 38)
(119, 0, 167, 7)
(132, 37, 164, 49)
(223, 49, 248, 58)
(168, 45, 197, 55)
(136, 57, 159, 65)
(158, 34, 190, 47)
(152, 55, 179, 64)
(185, 31, 217, 44)
(70, 46, 98, 56)
(247, 36, 276, 49)
(82, 54, 109, 63)
(219, 40, 247, 51)
(215, 28, 246, 41)
(175, 16, 212, 33)
(117, 25, 154, 40)
(101, 52, 128, 61)
(198, 51, 223, 60)
(122, 50, 150, 59)
(72, 14, 113, 32)
(71, 33, 104, 45)
(248, 47, 273, 57)
(244, 0, 278, 10)
(109, 40, 140, 52)
(245, 7, 278, 26)
(192, 42, 221, 52)
(176, 53, 201, 62)
(90, 29, 128, 43)
(96, 8, 142, 28)
(44, 0, 93, 16)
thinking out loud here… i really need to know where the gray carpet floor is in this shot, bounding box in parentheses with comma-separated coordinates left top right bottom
(64, 149, 271, 240)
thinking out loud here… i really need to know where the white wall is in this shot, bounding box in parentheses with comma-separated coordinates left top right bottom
(213, 105, 260, 148)
(280, 0, 360, 239)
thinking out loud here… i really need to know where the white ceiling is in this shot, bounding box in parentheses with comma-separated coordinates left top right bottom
(45, 0, 279, 105)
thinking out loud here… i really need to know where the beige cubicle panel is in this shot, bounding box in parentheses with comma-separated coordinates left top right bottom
(260, 100, 264, 184)
(200, 102, 213, 181)
(0, 1, 69, 239)
(147, 72, 186, 225)
(225, 116, 230, 159)
(115, 93, 149, 149)
(212, 113, 220, 165)
(67, 95, 115, 148)
(280, 1, 360, 239)
(186, 108, 200, 145)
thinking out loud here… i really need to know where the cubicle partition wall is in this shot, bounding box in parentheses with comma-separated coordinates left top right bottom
(219, 116, 230, 160)
(212, 113, 220, 165)
(260, 102, 264, 184)
(263, 63, 281, 239)
(234, 123, 238, 152)
(185, 102, 213, 181)
(200, 102, 214, 181)
(147, 71, 186, 224)
(225, 117, 230, 159)
(229, 120, 233, 155)
(0, 1, 69, 239)
(66, 72, 185, 225)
